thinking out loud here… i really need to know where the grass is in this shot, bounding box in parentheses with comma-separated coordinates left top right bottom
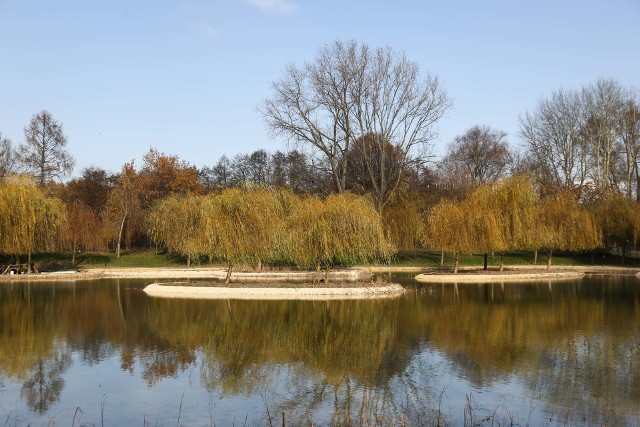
(2, 248, 639, 273)
(390, 249, 640, 269)
(0, 250, 225, 271)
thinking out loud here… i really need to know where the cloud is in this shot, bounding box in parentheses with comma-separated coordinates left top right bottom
(247, 0, 296, 13)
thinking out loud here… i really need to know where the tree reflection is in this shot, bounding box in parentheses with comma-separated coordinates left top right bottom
(20, 349, 71, 414)
(0, 277, 639, 424)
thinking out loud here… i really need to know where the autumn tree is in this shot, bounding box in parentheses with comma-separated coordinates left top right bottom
(288, 193, 393, 281)
(262, 40, 451, 202)
(64, 167, 114, 214)
(382, 195, 424, 253)
(17, 111, 75, 185)
(138, 148, 203, 208)
(105, 162, 144, 258)
(63, 200, 107, 265)
(148, 194, 208, 266)
(0, 175, 66, 271)
(203, 187, 297, 283)
(492, 176, 539, 268)
(536, 191, 601, 269)
(590, 192, 640, 264)
(422, 199, 473, 274)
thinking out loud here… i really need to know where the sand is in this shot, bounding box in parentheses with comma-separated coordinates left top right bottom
(143, 282, 405, 300)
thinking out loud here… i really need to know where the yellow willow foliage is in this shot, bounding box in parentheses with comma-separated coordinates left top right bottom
(382, 199, 424, 252)
(202, 187, 297, 266)
(538, 191, 601, 251)
(0, 175, 66, 257)
(591, 192, 640, 249)
(148, 194, 208, 262)
(288, 193, 393, 269)
(465, 184, 507, 253)
(422, 199, 474, 254)
(492, 176, 540, 251)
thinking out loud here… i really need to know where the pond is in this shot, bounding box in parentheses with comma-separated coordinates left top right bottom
(0, 274, 639, 426)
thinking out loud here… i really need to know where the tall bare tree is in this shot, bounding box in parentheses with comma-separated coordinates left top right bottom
(18, 111, 75, 185)
(0, 132, 17, 179)
(520, 89, 588, 194)
(581, 79, 625, 192)
(617, 90, 640, 200)
(262, 40, 451, 211)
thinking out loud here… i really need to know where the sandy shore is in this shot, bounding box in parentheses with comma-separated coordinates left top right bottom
(143, 282, 405, 300)
(415, 270, 586, 283)
(0, 267, 372, 282)
(415, 265, 640, 283)
(1, 265, 637, 284)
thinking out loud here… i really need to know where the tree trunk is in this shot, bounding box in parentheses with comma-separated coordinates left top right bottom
(72, 237, 77, 266)
(186, 254, 191, 267)
(483, 253, 488, 271)
(499, 253, 505, 272)
(116, 211, 127, 259)
(534, 249, 538, 265)
(314, 263, 321, 285)
(546, 248, 553, 270)
(27, 251, 32, 274)
(440, 249, 444, 266)
(453, 252, 460, 274)
(225, 263, 233, 284)
(324, 266, 330, 285)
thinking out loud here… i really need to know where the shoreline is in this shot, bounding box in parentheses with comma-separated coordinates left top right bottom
(0, 265, 638, 284)
(415, 270, 587, 283)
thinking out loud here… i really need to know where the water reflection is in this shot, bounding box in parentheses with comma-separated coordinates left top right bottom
(0, 276, 639, 425)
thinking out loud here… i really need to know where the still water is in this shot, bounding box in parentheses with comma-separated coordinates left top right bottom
(0, 274, 639, 426)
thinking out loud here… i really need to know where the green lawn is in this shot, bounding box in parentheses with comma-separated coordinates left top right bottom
(2, 249, 639, 272)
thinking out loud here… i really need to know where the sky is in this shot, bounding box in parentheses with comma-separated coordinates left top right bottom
(1, 0, 639, 177)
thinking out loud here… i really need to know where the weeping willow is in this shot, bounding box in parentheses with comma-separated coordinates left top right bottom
(148, 194, 208, 266)
(0, 175, 66, 268)
(288, 193, 394, 281)
(202, 187, 298, 282)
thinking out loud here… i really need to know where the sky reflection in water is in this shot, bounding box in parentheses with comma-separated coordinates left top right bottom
(0, 275, 639, 426)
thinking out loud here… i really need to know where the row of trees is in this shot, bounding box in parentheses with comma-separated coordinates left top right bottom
(4, 170, 638, 274)
(425, 176, 605, 272)
(149, 188, 392, 282)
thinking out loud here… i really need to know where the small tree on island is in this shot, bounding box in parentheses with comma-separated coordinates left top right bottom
(288, 193, 393, 282)
(422, 199, 474, 274)
(536, 191, 601, 269)
(202, 187, 296, 283)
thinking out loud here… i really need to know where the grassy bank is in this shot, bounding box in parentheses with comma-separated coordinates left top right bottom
(2, 249, 639, 273)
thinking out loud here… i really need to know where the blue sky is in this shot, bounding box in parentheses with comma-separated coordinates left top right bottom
(1, 0, 638, 176)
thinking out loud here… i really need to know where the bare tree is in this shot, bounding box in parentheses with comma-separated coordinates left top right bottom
(581, 79, 626, 192)
(439, 125, 511, 187)
(617, 90, 640, 201)
(261, 40, 451, 210)
(0, 132, 17, 179)
(18, 110, 75, 185)
(519, 89, 588, 193)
